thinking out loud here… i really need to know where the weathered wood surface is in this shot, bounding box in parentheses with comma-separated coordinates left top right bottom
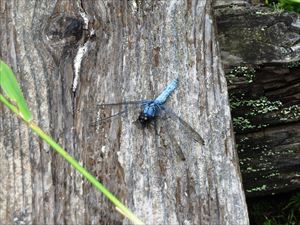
(214, 0, 249, 8)
(216, 6, 300, 66)
(0, 1, 249, 224)
(214, 3, 300, 197)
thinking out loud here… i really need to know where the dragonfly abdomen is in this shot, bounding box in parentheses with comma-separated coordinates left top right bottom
(154, 78, 178, 105)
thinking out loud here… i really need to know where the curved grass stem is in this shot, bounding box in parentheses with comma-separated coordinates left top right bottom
(0, 93, 145, 225)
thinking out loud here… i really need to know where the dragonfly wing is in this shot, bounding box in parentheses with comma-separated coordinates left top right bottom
(97, 100, 148, 107)
(160, 106, 205, 145)
(159, 118, 186, 160)
(93, 100, 145, 127)
(97, 109, 128, 122)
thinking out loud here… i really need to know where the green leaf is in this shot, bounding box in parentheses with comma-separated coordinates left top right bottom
(0, 60, 145, 224)
(286, 0, 300, 3)
(0, 60, 32, 121)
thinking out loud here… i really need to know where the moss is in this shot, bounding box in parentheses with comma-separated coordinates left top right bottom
(231, 97, 283, 114)
(263, 172, 280, 179)
(230, 96, 283, 130)
(247, 184, 268, 193)
(226, 64, 298, 133)
(284, 61, 300, 68)
(233, 117, 256, 131)
(280, 105, 300, 121)
(226, 65, 256, 84)
(247, 97, 282, 114)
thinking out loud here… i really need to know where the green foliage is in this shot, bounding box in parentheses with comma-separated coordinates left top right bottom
(284, 192, 300, 213)
(265, 0, 300, 13)
(249, 192, 300, 225)
(0, 60, 32, 121)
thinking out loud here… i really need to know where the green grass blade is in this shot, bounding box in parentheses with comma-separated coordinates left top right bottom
(285, 0, 300, 3)
(0, 60, 145, 224)
(0, 60, 32, 121)
(29, 122, 145, 225)
(0, 93, 21, 116)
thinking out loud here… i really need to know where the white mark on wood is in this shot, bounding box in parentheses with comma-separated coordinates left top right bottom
(117, 150, 124, 166)
(90, 27, 95, 37)
(96, 111, 101, 123)
(73, 42, 89, 92)
(132, 1, 137, 11)
(291, 43, 300, 52)
(72, 1, 92, 92)
(77, 0, 89, 29)
(183, 220, 192, 225)
(101, 146, 108, 154)
(95, 110, 102, 133)
(79, 12, 89, 29)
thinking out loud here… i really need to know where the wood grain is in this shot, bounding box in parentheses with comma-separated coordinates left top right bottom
(0, 1, 249, 224)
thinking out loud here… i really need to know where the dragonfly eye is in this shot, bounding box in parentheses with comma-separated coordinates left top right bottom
(138, 113, 150, 126)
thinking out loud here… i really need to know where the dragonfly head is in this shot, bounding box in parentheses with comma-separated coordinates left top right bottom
(138, 104, 157, 127)
(138, 112, 154, 127)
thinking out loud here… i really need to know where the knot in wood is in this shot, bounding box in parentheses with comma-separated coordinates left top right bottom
(45, 15, 84, 47)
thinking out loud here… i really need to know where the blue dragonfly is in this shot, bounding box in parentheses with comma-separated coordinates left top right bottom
(96, 78, 204, 159)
